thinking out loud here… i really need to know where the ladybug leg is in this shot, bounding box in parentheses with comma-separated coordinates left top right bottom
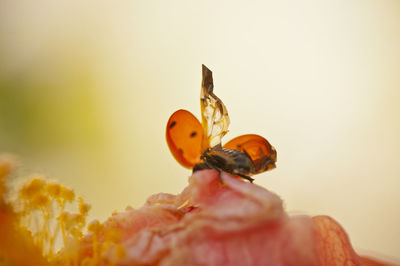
(217, 170, 222, 183)
(193, 163, 224, 184)
(235, 173, 254, 183)
(203, 162, 223, 183)
(193, 163, 210, 173)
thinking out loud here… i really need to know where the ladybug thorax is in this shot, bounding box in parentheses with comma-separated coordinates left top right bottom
(201, 148, 256, 176)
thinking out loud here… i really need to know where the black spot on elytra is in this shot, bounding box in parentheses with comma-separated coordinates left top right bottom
(169, 121, 176, 128)
(190, 131, 197, 138)
(179, 148, 184, 154)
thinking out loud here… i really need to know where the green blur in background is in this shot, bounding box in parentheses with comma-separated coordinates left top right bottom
(0, 63, 103, 152)
(0, 0, 399, 261)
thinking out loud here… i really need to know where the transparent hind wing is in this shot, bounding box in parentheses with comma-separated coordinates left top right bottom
(200, 65, 230, 149)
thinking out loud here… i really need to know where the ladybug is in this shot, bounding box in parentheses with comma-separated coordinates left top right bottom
(166, 65, 277, 182)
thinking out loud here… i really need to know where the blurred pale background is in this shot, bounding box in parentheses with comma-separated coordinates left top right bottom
(0, 0, 399, 260)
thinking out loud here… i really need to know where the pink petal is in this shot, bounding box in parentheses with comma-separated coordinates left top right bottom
(78, 170, 364, 265)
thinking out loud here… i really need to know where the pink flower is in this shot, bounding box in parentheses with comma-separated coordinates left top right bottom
(77, 170, 372, 265)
